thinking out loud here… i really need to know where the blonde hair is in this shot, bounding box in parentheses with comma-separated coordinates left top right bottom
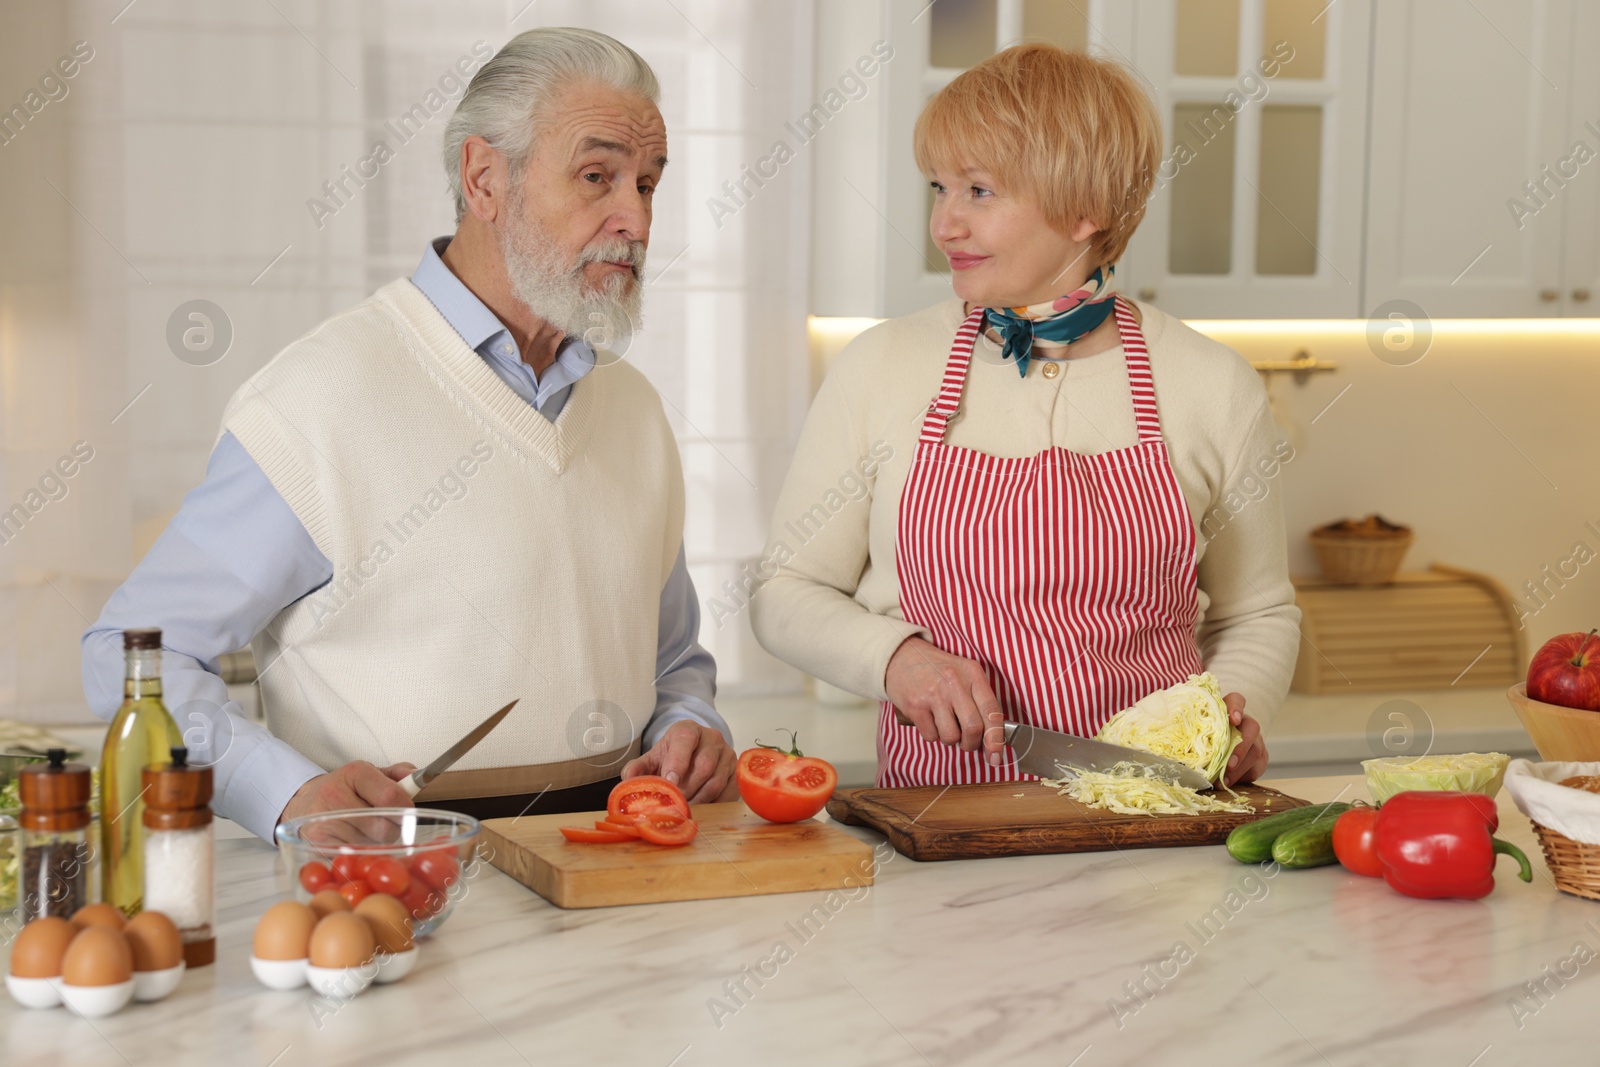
(913, 44, 1162, 265)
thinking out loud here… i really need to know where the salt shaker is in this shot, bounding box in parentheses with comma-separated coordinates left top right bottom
(17, 749, 95, 921)
(142, 747, 214, 967)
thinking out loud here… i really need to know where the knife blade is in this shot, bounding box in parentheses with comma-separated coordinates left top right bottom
(400, 698, 519, 798)
(1004, 721, 1214, 791)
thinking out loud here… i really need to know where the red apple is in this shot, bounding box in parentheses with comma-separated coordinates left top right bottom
(1528, 629, 1600, 711)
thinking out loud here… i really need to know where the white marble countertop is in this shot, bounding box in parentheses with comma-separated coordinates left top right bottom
(4, 773, 1592, 1066)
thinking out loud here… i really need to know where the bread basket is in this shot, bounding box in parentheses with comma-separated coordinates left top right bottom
(1505, 759, 1600, 901)
(1309, 513, 1412, 585)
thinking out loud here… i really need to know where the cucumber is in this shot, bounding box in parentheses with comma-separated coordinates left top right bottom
(1224, 801, 1352, 864)
(1271, 814, 1345, 869)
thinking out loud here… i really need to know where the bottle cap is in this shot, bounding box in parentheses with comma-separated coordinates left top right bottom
(123, 628, 162, 650)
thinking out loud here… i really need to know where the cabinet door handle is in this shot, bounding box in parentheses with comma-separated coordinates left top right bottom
(1540, 288, 1560, 302)
(1573, 289, 1592, 303)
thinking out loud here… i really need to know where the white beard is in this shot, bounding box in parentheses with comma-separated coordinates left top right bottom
(497, 190, 645, 348)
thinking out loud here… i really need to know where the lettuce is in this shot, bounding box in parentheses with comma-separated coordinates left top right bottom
(1095, 673, 1243, 784)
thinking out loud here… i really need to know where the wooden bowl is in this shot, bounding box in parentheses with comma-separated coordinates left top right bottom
(1507, 683, 1600, 761)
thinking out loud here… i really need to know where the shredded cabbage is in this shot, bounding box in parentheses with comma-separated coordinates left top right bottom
(1094, 672, 1242, 784)
(1041, 761, 1254, 816)
(1362, 752, 1510, 803)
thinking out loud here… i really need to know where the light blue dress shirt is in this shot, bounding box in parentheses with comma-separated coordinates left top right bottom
(82, 237, 726, 843)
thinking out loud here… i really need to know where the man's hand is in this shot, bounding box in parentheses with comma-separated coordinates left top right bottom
(621, 721, 737, 804)
(277, 760, 417, 830)
(884, 636, 1005, 764)
(1221, 692, 1268, 787)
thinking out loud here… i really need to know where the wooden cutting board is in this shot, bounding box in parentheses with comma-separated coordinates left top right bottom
(825, 780, 1311, 861)
(480, 802, 875, 908)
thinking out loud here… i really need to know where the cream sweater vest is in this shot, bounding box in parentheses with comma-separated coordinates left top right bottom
(220, 279, 682, 791)
(749, 298, 1302, 729)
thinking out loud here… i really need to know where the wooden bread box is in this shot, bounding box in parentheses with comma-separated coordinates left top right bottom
(1289, 564, 1524, 693)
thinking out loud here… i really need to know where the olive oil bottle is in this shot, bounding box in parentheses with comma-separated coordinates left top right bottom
(100, 628, 180, 916)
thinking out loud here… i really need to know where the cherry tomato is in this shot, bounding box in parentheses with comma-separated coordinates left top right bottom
(400, 879, 443, 920)
(331, 853, 373, 885)
(560, 826, 635, 843)
(635, 811, 698, 847)
(608, 776, 690, 820)
(598, 819, 642, 838)
(338, 878, 373, 906)
(735, 731, 838, 823)
(409, 849, 460, 893)
(1332, 805, 1383, 877)
(298, 861, 334, 894)
(366, 857, 411, 897)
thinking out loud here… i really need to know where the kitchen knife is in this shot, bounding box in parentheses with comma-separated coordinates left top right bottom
(399, 698, 519, 798)
(1003, 721, 1214, 791)
(890, 708, 1213, 791)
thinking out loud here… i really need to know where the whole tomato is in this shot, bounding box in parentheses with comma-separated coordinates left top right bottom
(1332, 805, 1383, 877)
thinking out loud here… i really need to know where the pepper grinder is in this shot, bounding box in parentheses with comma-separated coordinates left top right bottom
(17, 749, 95, 921)
(142, 747, 214, 967)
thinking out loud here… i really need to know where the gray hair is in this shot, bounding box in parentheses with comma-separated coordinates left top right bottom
(442, 28, 660, 223)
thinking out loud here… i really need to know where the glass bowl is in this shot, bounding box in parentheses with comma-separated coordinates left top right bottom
(275, 808, 479, 938)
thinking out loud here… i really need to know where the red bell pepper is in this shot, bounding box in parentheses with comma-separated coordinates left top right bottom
(1374, 790, 1533, 900)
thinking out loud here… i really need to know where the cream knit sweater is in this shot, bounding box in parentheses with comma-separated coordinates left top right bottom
(750, 298, 1302, 728)
(220, 279, 682, 779)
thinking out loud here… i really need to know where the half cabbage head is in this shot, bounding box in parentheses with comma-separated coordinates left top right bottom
(1095, 672, 1243, 784)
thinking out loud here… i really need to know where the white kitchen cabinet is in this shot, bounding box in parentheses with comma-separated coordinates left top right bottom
(811, 0, 1099, 319)
(1119, 0, 1373, 319)
(1364, 0, 1575, 318)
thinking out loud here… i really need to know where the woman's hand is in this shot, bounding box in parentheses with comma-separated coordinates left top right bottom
(1222, 692, 1268, 787)
(885, 636, 1006, 763)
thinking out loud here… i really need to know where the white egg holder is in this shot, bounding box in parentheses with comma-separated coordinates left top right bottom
(5, 962, 185, 1016)
(250, 946, 417, 996)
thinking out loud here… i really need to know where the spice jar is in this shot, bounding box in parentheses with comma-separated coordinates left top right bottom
(17, 749, 95, 921)
(142, 747, 214, 967)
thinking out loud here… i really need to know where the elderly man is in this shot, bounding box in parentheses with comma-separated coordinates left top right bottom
(81, 27, 736, 842)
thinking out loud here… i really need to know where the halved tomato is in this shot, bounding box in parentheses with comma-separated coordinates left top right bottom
(636, 811, 698, 846)
(737, 730, 838, 823)
(608, 775, 690, 820)
(559, 826, 634, 844)
(598, 819, 642, 838)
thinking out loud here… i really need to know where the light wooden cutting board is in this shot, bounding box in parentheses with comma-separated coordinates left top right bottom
(479, 801, 875, 908)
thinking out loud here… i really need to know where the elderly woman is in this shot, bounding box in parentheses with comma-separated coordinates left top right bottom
(751, 45, 1300, 789)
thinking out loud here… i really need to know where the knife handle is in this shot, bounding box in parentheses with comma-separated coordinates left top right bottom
(892, 709, 1019, 746)
(398, 771, 423, 799)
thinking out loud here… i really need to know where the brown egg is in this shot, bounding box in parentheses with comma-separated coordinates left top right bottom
(123, 910, 184, 972)
(61, 925, 134, 987)
(307, 888, 351, 919)
(252, 900, 318, 962)
(354, 893, 414, 954)
(308, 912, 375, 969)
(71, 902, 127, 931)
(9, 917, 80, 978)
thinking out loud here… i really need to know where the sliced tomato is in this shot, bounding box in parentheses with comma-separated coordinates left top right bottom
(636, 811, 698, 846)
(604, 811, 649, 826)
(608, 775, 690, 820)
(559, 826, 634, 843)
(736, 732, 838, 823)
(598, 819, 642, 838)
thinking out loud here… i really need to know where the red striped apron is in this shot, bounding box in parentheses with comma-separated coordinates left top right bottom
(879, 295, 1204, 786)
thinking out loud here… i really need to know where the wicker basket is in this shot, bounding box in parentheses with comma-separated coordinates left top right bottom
(1309, 529, 1413, 585)
(1531, 822, 1600, 901)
